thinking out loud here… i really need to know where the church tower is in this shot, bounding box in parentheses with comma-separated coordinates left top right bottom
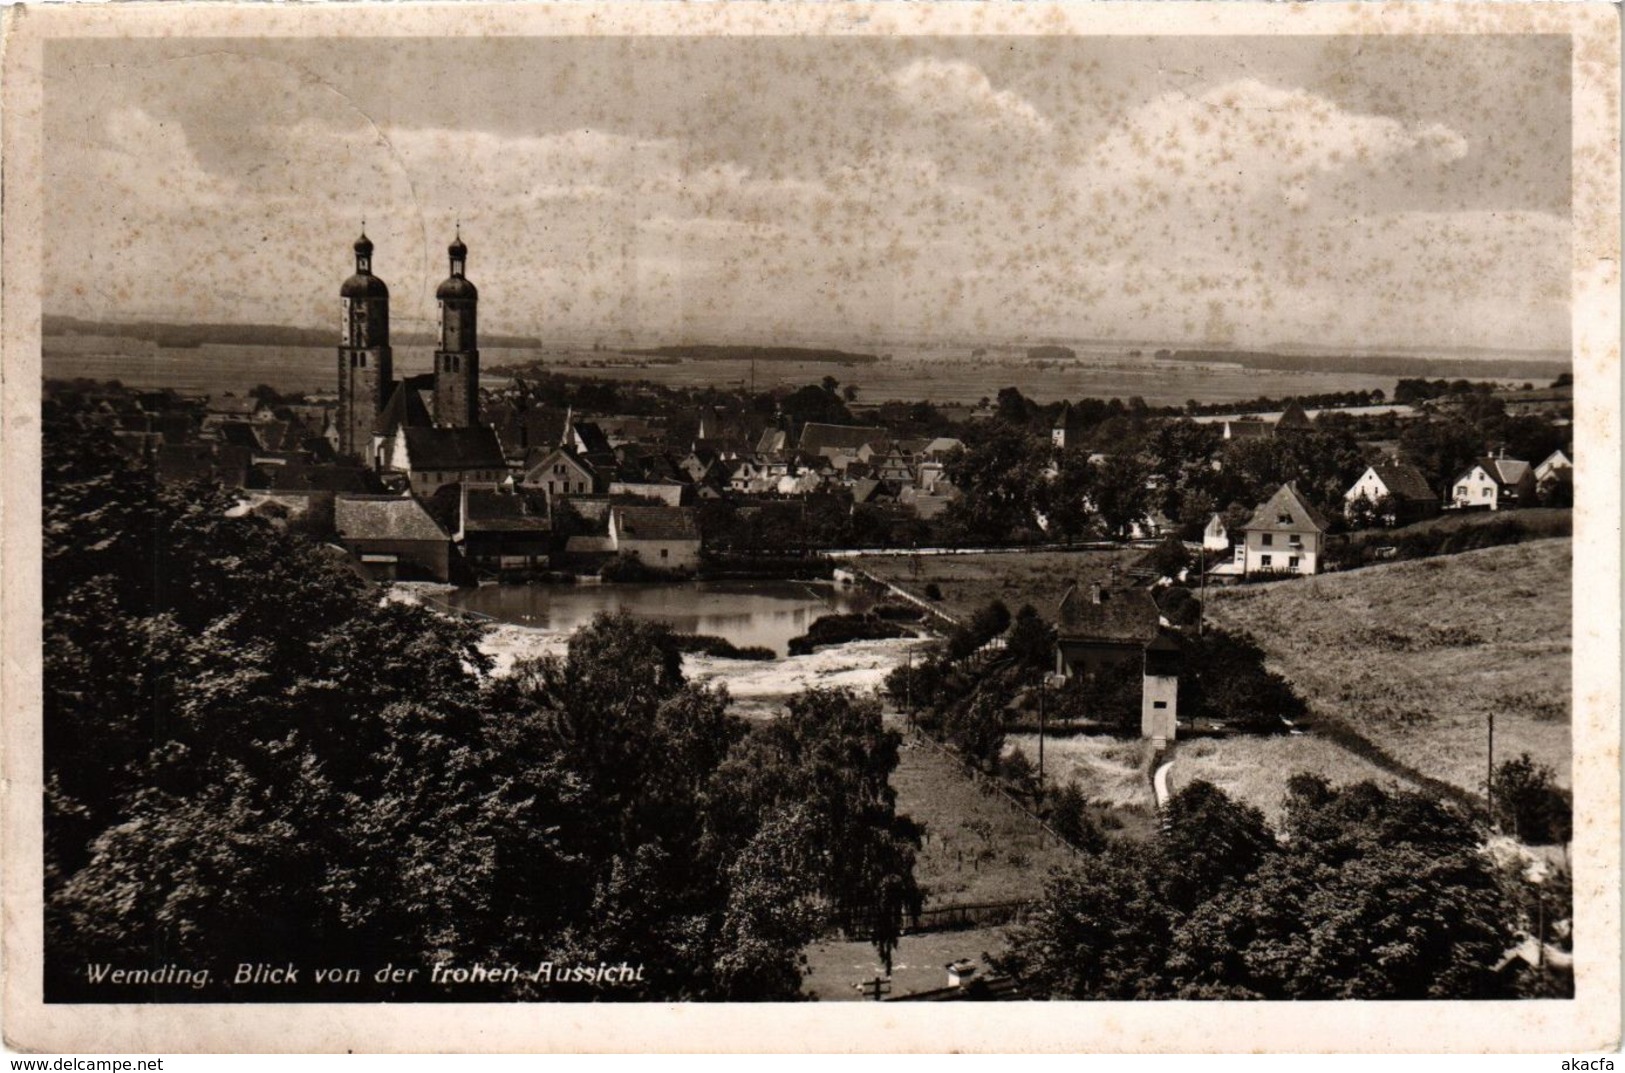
(433, 230, 479, 428)
(337, 232, 393, 461)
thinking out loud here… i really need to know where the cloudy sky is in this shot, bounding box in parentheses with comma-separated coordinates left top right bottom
(44, 34, 1571, 352)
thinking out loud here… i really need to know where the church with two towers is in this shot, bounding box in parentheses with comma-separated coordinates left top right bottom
(336, 230, 507, 494)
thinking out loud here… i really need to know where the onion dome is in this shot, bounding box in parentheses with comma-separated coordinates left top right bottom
(342, 271, 389, 299)
(437, 233, 477, 300)
(342, 231, 388, 298)
(436, 274, 478, 301)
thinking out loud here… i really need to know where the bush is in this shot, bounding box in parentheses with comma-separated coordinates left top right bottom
(671, 633, 776, 661)
(1144, 534, 1191, 579)
(787, 612, 907, 656)
(1005, 604, 1056, 671)
(1049, 658, 1142, 732)
(1156, 586, 1202, 628)
(1492, 753, 1573, 845)
(1047, 781, 1106, 853)
(599, 554, 691, 582)
(1181, 629, 1305, 732)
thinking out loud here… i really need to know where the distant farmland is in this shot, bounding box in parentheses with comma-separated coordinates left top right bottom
(44, 333, 1404, 406)
(1206, 538, 1572, 800)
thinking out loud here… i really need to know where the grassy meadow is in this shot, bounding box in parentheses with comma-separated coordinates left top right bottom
(1166, 734, 1409, 827)
(1206, 538, 1571, 799)
(890, 732, 1079, 906)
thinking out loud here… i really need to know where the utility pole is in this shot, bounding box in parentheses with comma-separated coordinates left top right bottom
(1198, 544, 1206, 636)
(1037, 677, 1046, 793)
(904, 647, 913, 730)
(1487, 711, 1496, 830)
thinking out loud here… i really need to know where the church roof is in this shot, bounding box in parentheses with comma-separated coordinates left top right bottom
(403, 426, 507, 472)
(373, 378, 434, 437)
(798, 422, 887, 454)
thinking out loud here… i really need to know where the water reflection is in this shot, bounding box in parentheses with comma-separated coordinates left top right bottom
(444, 580, 865, 656)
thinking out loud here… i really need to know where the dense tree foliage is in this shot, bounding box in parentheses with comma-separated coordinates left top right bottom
(941, 426, 1048, 542)
(1000, 779, 1523, 1000)
(44, 431, 918, 1001)
(1491, 754, 1573, 846)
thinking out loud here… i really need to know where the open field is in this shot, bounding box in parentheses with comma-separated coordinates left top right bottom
(44, 335, 1398, 407)
(1005, 732, 1154, 813)
(852, 548, 1146, 625)
(890, 732, 1079, 906)
(803, 924, 1012, 1001)
(1165, 734, 1410, 828)
(1207, 538, 1571, 798)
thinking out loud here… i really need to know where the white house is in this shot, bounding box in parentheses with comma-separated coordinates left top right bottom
(1240, 481, 1330, 577)
(521, 447, 597, 498)
(1451, 454, 1536, 511)
(1202, 514, 1230, 554)
(1535, 449, 1572, 484)
(1343, 461, 1439, 526)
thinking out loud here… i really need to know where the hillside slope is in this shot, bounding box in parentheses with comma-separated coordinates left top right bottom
(1206, 538, 1571, 798)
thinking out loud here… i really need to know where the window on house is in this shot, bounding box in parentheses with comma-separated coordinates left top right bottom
(1262, 533, 1273, 546)
(1152, 701, 1167, 710)
(1261, 554, 1273, 567)
(1278, 513, 1291, 524)
(1482, 488, 1491, 499)
(1289, 556, 1300, 569)
(660, 549, 669, 559)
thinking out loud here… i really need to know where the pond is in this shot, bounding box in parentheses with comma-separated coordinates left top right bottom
(442, 579, 867, 657)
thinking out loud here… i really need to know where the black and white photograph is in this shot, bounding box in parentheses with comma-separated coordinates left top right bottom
(2, 0, 1619, 1054)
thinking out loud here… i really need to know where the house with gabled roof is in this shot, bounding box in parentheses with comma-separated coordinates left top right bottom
(1053, 578, 1162, 679)
(1344, 460, 1439, 526)
(1535, 449, 1572, 484)
(798, 422, 887, 458)
(1451, 452, 1537, 511)
(333, 493, 454, 581)
(1273, 399, 1315, 433)
(1241, 481, 1331, 577)
(609, 505, 702, 572)
(521, 446, 599, 498)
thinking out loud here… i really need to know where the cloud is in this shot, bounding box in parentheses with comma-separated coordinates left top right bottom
(1085, 78, 1471, 210)
(885, 58, 1053, 138)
